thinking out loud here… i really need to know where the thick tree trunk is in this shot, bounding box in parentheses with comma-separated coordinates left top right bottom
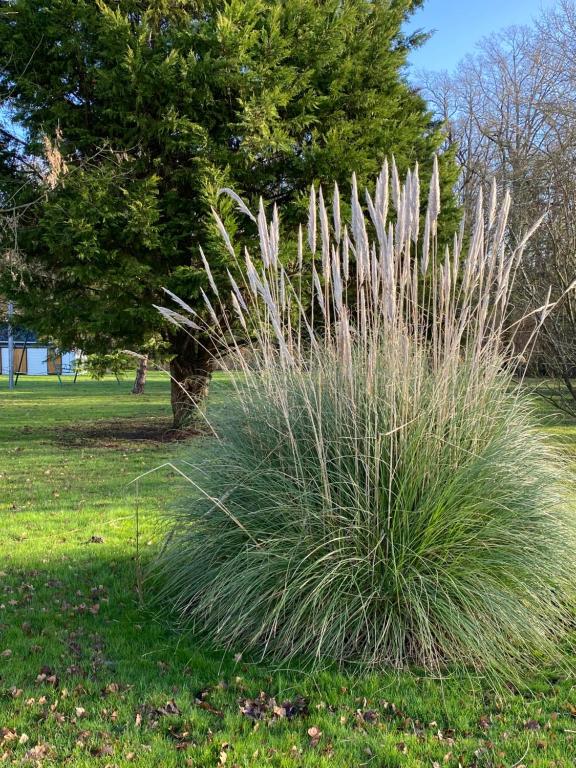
(169, 338, 214, 430)
(131, 355, 148, 395)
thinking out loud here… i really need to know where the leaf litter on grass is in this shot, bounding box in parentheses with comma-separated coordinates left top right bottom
(3, 378, 576, 766)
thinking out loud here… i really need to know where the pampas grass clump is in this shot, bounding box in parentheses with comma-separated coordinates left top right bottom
(155, 159, 576, 679)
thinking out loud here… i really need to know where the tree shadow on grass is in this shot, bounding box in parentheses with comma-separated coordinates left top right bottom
(1, 548, 264, 715)
(52, 418, 203, 448)
(2, 548, 574, 767)
(17, 417, 206, 450)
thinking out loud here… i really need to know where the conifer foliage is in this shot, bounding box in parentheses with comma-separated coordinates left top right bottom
(0, 0, 457, 425)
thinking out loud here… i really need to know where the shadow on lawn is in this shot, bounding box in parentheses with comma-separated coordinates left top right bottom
(52, 418, 203, 447)
(1, 548, 243, 697)
(4, 549, 576, 766)
(17, 417, 206, 449)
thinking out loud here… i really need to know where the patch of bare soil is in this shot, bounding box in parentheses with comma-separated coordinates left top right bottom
(26, 418, 204, 448)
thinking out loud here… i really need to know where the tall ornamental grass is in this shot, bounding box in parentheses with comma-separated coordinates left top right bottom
(155, 159, 576, 679)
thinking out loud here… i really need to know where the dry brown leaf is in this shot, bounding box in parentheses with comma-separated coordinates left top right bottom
(23, 743, 54, 762)
(307, 726, 322, 748)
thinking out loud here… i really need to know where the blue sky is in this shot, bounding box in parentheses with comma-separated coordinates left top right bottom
(406, 0, 557, 73)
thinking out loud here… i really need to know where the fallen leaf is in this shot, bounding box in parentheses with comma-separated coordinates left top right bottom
(102, 682, 129, 696)
(359, 709, 379, 724)
(307, 726, 322, 748)
(36, 671, 59, 687)
(90, 744, 113, 757)
(23, 743, 54, 762)
(239, 692, 307, 721)
(524, 719, 541, 731)
(155, 700, 180, 717)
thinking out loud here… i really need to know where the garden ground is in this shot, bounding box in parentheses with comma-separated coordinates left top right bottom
(1, 374, 576, 767)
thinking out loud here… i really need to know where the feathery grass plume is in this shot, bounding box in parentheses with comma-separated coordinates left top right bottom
(307, 185, 317, 255)
(154, 161, 576, 681)
(218, 187, 257, 224)
(333, 182, 341, 244)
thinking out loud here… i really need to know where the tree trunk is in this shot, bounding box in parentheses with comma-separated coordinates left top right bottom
(169, 337, 214, 430)
(561, 371, 576, 405)
(131, 355, 148, 395)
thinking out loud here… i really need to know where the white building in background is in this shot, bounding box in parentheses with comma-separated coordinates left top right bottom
(0, 325, 79, 377)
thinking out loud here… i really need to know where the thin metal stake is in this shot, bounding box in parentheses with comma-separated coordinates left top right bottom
(7, 301, 14, 391)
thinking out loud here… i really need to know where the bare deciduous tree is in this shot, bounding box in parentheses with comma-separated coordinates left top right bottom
(419, 6, 576, 410)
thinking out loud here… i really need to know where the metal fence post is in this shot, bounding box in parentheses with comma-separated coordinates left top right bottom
(7, 301, 14, 390)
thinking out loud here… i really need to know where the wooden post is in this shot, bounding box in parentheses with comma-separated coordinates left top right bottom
(131, 354, 148, 395)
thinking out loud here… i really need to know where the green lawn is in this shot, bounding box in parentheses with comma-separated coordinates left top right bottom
(1, 374, 576, 767)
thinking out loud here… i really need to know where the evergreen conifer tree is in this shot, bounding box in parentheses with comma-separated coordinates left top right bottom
(0, 0, 458, 425)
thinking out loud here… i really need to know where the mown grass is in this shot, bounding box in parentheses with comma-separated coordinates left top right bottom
(1, 374, 576, 767)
